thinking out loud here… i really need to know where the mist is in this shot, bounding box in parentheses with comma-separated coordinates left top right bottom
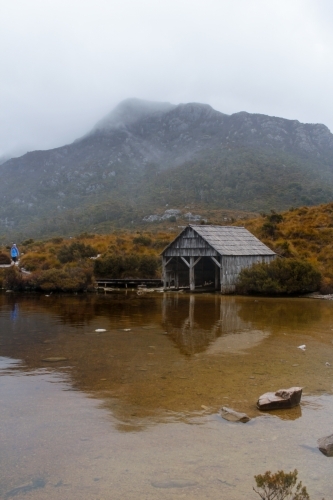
(1, 0, 333, 158)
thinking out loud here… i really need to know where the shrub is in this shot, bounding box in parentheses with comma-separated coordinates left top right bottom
(77, 232, 95, 240)
(152, 239, 171, 249)
(0, 268, 5, 288)
(0, 252, 11, 265)
(319, 276, 333, 295)
(253, 469, 310, 500)
(50, 237, 63, 244)
(133, 235, 152, 246)
(274, 241, 293, 257)
(138, 255, 160, 276)
(237, 258, 321, 295)
(21, 238, 34, 246)
(27, 266, 95, 292)
(261, 210, 283, 238)
(3, 267, 25, 290)
(20, 252, 49, 271)
(262, 221, 277, 237)
(57, 242, 97, 263)
(94, 254, 160, 278)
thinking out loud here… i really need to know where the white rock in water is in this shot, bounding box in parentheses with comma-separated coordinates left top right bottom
(318, 434, 333, 457)
(220, 406, 250, 423)
(297, 345, 306, 350)
(95, 329, 106, 332)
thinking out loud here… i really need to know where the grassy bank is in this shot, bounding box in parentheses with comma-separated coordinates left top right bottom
(241, 202, 333, 293)
(2, 201, 333, 293)
(0, 230, 175, 292)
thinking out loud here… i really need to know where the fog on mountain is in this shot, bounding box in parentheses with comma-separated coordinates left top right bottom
(0, 98, 332, 238)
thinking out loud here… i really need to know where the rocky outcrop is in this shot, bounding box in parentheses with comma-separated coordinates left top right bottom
(257, 387, 303, 410)
(318, 434, 333, 457)
(220, 406, 250, 423)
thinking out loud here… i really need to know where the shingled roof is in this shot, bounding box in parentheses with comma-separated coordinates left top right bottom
(163, 225, 276, 256)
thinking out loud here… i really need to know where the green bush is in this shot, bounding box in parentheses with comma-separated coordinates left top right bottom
(133, 235, 152, 246)
(57, 242, 97, 263)
(261, 210, 284, 238)
(27, 266, 95, 292)
(237, 258, 321, 295)
(94, 254, 160, 278)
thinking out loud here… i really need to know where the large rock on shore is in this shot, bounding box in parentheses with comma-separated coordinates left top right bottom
(257, 387, 303, 411)
(220, 407, 250, 423)
(318, 434, 333, 457)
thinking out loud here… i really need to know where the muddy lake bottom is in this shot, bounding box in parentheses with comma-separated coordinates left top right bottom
(0, 291, 333, 499)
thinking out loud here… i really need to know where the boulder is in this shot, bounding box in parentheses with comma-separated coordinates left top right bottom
(220, 406, 250, 423)
(257, 387, 302, 411)
(318, 434, 333, 457)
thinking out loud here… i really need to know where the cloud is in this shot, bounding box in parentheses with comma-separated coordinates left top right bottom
(1, 0, 333, 156)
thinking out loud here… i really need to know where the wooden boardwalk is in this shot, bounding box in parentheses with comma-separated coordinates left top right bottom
(96, 278, 163, 289)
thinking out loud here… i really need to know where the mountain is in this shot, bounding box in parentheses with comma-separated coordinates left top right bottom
(1, 98, 333, 238)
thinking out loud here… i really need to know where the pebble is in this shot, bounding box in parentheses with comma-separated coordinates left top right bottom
(95, 329, 106, 332)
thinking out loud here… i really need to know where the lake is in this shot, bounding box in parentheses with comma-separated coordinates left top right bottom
(1, 290, 332, 499)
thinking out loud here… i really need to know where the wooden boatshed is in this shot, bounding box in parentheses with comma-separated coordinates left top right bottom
(161, 225, 276, 293)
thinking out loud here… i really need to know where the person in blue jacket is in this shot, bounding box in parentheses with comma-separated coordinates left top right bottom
(10, 243, 19, 264)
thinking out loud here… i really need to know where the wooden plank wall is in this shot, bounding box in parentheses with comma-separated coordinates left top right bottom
(220, 255, 275, 293)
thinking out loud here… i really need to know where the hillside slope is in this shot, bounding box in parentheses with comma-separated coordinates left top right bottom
(1, 98, 333, 238)
(242, 202, 333, 292)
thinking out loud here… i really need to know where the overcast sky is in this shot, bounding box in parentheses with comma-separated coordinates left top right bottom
(1, 0, 333, 157)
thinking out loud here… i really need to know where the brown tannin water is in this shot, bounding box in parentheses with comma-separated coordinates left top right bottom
(1, 291, 332, 499)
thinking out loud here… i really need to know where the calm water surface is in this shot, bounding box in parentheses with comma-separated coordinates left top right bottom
(1, 291, 333, 499)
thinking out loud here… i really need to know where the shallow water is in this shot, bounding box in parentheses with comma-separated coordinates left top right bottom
(1, 291, 333, 499)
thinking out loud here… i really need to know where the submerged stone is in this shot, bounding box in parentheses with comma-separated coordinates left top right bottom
(151, 479, 198, 489)
(220, 406, 250, 423)
(318, 434, 333, 457)
(257, 387, 302, 410)
(41, 357, 68, 362)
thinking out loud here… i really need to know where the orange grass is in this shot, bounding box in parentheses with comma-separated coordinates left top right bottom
(242, 202, 333, 292)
